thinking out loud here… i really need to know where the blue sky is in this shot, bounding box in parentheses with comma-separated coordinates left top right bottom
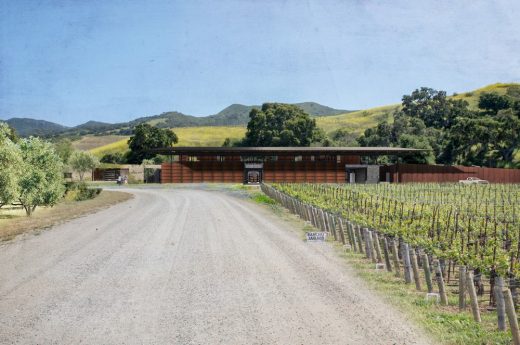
(1, 0, 519, 126)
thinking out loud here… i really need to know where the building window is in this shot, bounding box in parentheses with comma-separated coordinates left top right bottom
(294, 155, 302, 162)
(188, 156, 198, 162)
(216, 155, 225, 162)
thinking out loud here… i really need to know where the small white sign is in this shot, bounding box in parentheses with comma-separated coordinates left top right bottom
(306, 232, 327, 241)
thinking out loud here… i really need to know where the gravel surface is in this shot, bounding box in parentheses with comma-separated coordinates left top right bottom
(0, 187, 433, 345)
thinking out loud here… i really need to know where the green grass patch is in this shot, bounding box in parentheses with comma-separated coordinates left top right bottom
(251, 193, 276, 205)
(335, 248, 512, 345)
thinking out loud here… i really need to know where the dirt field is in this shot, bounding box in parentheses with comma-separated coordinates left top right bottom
(0, 187, 432, 344)
(0, 191, 132, 241)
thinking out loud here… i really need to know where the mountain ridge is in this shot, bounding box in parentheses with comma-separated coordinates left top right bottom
(2, 102, 352, 137)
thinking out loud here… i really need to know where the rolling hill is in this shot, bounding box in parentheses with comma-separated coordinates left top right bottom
(88, 126, 247, 158)
(3, 118, 69, 137)
(86, 83, 520, 157)
(3, 102, 351, 138)
(317, 82, 520, 135)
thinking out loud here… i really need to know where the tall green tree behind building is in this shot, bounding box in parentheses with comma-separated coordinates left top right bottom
(241, 103, 322, 147)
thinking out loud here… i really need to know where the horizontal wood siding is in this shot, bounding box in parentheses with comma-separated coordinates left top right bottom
(161, 162, 243, 183)
(380, 164, 520, 183)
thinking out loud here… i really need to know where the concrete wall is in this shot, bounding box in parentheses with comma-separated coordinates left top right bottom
(366, 165, 380, 183)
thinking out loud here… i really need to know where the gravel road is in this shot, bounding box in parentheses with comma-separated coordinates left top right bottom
(0, 187, 433, 345)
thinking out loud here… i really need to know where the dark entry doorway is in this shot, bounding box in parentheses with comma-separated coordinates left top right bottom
(247, 170, 261, 183)
(244, 163, 263, 184)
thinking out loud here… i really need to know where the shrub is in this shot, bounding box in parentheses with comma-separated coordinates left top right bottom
(65, 182, 102, 201)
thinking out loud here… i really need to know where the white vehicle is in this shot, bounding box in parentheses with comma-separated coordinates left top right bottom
(459, 177, 489, 184)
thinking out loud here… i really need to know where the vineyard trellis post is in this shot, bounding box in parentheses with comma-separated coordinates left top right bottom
(382, 237, 393, 272)
(435, 260, 448, 305)
(410, 248, 422, 291)
(504, 288, 520, 345)
(494, 276, 506, 331)
(458, 265, 466, 311)
(391, 239, 401, 278)
(467, 270, 482, 322)
(423, 254, 434, 293)
(402, 242, 413, 284)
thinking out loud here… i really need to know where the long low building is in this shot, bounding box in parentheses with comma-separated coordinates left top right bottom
(154, 146, 421, 184)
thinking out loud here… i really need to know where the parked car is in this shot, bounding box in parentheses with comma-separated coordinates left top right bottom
(459, 177, 489, 184)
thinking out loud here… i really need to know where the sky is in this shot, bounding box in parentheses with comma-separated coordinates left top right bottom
(1, 0, 519, 126)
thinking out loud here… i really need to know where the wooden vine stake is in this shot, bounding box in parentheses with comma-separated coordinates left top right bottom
(363, 228, 372, 260)
(402, 243, 413, 284)
(382, 237, 392, 272)
(495, 276, 506, 331)
(356, 226, 364, 253)
(422, 254, 434, 293)
(466, 271, 481, 323)
(409, 247, 422, 291)
(435, 261, 448, 305)
(391, 239, 401, 278)
(458, 265, 466, 311)
(349, 222, 358, 252)
(373, 232, 383, 263)
(504, 288, 520, 345)
(368, 231, 377, 263)
(337, 217, 346, 246)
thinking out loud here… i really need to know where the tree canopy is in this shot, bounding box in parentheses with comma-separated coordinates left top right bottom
(358, 87, 520, 167)
(18, 137, 65, 215)
(240, 103, 322, 147)
(0, 124, 22, 207)
(127, 123, 178, 164)
(69, 151, 100, 181)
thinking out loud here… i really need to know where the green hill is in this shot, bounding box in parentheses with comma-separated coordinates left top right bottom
(3, 118, 69, 137)
(317, 83, 520, 136)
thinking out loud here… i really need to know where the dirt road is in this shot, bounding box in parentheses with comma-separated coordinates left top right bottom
(0, 187, 432, 344)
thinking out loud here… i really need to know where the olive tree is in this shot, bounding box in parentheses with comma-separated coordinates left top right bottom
(69, 151, 99, 181)
(0, 124, 22, 207)
(18, 137, 65, 216)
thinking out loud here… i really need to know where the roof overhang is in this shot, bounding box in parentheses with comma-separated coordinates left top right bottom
(150, 146, 425, 156)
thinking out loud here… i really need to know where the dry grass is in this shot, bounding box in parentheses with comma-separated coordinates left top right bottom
(0, 191, 133, 241)
(89, 126, 247, 157)
(72, 135, 128, 151)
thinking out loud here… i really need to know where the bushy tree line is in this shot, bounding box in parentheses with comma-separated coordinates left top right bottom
(357, 87, 520, 167)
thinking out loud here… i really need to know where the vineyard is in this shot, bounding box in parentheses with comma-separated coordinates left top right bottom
(262, 182, 520, 341)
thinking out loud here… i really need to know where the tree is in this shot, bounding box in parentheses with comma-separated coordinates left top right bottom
(53, 138, 74, 164)
(401, 87, 470, 128)
(0, 124, 22, 207)
(478, 93, 511, 115)
(18, 137, 65, 216)
(241, 103, 321, 146)
(127, 124, 178, 163)
(100, 152, 126, 164)
(69, 151, 100, 181)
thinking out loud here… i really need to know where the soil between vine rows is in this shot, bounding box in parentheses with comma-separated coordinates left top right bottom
(0, 187, 432, 344)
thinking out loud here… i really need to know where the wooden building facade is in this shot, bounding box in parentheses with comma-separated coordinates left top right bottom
(156, 147, 420, 184)
(381, 163, 520, 184)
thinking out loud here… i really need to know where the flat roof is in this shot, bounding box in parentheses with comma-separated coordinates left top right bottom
(151, 146, 424, 156)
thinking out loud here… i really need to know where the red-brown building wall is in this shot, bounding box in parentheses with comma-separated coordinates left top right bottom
(160, 155, 361, 183)
(380, 164, 520, 183)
